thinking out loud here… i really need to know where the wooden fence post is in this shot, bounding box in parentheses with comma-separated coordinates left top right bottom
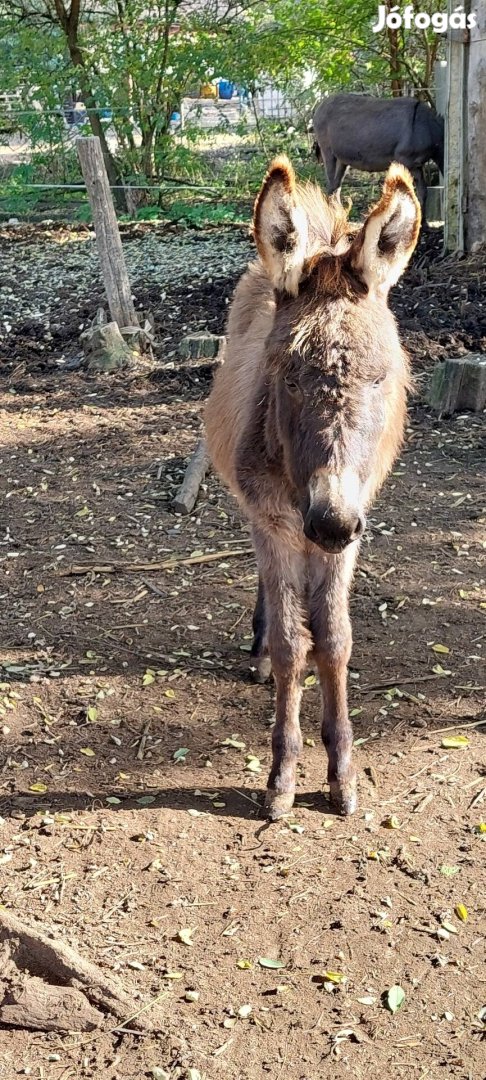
(76, 136, 139, 330)
(444, 4, 468, 253)
(466, 0, 486, 250)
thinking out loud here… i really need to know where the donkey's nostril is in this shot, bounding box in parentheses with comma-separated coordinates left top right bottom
(304, 515, 320, 544)
(351, 515, 365, 540)
(304, 507, 365, 552)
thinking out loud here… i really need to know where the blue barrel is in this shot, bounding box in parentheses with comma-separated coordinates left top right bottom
(218, 81, 235, 100)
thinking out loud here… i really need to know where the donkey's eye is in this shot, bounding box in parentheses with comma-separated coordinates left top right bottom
(284, 375, 301, 395)
(372, 374, 386, 388)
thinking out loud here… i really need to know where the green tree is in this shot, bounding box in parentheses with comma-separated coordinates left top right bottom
(0, 0, 445, 202)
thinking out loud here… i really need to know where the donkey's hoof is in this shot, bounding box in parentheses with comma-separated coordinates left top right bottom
(264, 789, 294, 820)
(329, 779, 357, 817)
(249, 655, 272, 684)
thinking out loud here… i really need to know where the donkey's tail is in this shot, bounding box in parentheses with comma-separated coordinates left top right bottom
(313, 140, 322, 162)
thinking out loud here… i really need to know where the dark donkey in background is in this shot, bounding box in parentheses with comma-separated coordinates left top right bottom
(313, 94, 444, 214)
(205, 156, 420, 820)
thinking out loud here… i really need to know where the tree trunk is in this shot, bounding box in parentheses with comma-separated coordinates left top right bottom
(141, 124, 156, 178)
(50, 2, 127, 212)
(386, 5, 403, 95)
(68, 45, 127, 213)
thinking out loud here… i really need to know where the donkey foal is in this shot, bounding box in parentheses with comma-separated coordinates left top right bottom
(205, 156, 420, 819)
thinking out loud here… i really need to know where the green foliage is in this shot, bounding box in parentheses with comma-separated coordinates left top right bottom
(0, 1, 444, 221)
(160, 199, 248, 226)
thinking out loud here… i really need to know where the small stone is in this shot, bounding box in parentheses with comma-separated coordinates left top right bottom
(428, 353, 486, 415)
(179, 332, 222, 359)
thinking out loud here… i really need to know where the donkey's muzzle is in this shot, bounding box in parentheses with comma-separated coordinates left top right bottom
(303, 506, 365, 553)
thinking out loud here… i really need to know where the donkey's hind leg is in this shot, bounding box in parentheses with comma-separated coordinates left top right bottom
(322, 149, 348, 199)
(253, 529, 311, 820)
(309, 546, 358, 816)
(249, 575, 272, 683)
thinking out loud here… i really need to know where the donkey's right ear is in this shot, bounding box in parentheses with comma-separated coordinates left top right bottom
(253, 156, 308, 295)
(350, 163, 421, 295)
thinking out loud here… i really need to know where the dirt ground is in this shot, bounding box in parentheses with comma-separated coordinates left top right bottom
(0, 219, 485, 1080)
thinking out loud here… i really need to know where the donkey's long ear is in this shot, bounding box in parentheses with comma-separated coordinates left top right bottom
(253, 156, 308, 295)
(351, 163, 420, 294)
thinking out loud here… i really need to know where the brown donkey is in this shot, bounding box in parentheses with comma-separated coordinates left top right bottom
(205, 156, 420, 820)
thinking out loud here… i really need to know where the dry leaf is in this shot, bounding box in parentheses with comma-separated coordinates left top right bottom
(386, 985, 405, 1013)
(173, 747, 190, 762)
(382, 815, 401, 830)
(175, 927, 194, 946)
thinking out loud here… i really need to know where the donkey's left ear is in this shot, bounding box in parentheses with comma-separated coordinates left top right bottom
(351, 163, 421, 294)
(253, 156, 308, 295)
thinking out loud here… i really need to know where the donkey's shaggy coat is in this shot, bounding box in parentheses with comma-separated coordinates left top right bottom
(206, 157, 420, 818)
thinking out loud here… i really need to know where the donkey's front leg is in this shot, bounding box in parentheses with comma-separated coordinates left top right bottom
(254, 530, 311, 820)
(310, 546, 358, 816)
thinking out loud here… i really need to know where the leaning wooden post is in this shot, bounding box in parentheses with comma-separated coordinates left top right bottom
(172, 336, 226, 515)
(77, 136, 140, 371)
(77, 136, 138, 328)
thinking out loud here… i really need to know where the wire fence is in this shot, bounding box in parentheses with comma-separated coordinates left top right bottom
(0, 88, 311, 221)
(0, 80, 447, 222)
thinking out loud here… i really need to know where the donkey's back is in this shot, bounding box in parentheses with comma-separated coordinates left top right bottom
(205, 261, 274, 495)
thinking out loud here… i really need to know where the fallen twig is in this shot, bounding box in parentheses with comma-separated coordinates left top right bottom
(359, 674, 448, 692)
(137, 719, 151, 761)
(60, 548, 254, 576)
(432, 718, 486, 734)
(62, 989, 170, 1052)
